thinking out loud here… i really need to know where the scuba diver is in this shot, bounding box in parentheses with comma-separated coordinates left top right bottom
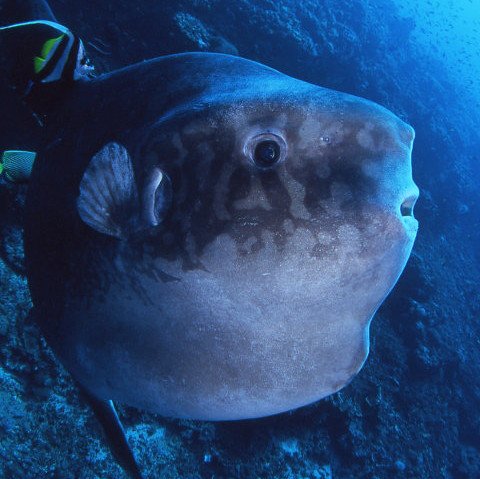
(0, 6, 94, 184)
(0, 4, 144, 477)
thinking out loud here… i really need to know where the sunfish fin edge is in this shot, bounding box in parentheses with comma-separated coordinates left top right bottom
(79, 387, 144, 479)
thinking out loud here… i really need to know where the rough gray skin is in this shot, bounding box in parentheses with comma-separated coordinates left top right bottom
(25, 53, 418, 421)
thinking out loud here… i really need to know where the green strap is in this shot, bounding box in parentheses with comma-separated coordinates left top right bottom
(1, 150, 37, 183)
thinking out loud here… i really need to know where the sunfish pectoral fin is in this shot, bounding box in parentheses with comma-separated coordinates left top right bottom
(77, 142, 139, 239)
(79, 387, 144, 479)
(77, 142, 171, 239)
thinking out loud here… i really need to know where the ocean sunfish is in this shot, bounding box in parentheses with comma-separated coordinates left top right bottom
(1, 1, 419, 477)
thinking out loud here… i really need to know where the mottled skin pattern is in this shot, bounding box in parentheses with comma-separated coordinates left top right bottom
(25, 53, 418, 420)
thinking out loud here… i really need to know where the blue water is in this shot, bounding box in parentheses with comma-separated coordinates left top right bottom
(396, 0, 480, 103)
(0, 1, 479, 478)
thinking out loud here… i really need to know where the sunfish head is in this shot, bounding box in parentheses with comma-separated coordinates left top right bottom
(54, 60, 419, 420)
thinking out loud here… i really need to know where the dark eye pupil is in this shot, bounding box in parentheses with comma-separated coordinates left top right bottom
(254, 140, 281, 167)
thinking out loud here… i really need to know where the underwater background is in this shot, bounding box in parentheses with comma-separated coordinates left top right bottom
(0, 0, 479, 478)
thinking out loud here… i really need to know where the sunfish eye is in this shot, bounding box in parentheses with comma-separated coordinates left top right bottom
(254, 140, 280, 167)
(245, 132, 287, 169)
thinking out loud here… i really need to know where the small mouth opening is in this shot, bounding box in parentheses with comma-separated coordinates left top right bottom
(400, 196, 417, 217)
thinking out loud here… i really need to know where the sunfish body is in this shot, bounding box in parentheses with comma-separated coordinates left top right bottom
(23, 52, 419, 421)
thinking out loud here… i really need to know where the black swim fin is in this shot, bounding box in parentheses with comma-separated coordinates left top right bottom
(0, 0, 57, 25)
(80, 387, 144, 479)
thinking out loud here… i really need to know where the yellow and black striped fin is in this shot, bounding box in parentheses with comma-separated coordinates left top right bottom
(33, 33, 64, 73)
(0, 20, 90, 87)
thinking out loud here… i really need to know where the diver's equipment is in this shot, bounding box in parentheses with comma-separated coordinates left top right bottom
(0, 150, 37, 183)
